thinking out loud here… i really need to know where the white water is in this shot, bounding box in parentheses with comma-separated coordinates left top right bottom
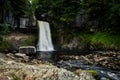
(37, 21, 54, 51)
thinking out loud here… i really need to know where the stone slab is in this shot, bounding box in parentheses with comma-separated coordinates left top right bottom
(19, 46, 36, 54)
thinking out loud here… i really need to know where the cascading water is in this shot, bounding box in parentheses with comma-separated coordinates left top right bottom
(37, 20, 54, 52)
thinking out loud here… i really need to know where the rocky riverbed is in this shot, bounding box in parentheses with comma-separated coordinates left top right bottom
(56, 51, 120, 80)
(0, 51, 120, 80)
(0, 53, 95, 80)
(57, 51, 120, 70)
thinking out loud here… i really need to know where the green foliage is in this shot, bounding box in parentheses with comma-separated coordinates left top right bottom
(63, 27, 76, 43)
(78, 32, 120, 50)
(0, 0, 10, 22)
(0, 0, 119, 34)
(0, 38, 10, 52)
(86, 70, 98, 77)
(0, 0, 39, 18)
(74, 69, 98, 79)
(37, 0, 119, 40)
(1, 22, 9, 35)
(91, 32, 112, 46)
(78, 33, 92, 46)
(11, 74, 20, 80)
(37, 0, 82, 26)
(91, 32, 120, 49)
(82, 0, 108, 19)
(82, 0, 120, 33)
(10, 0, 29, 15)
(0, 0, 29, 21)
(26, 0, 39, 17)
(103, 2, 120, 33)
(22, 36, 37, 46)
(106, 78, 110, 80)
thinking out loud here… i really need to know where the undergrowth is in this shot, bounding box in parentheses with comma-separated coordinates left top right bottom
(22, 36, 37, 46)
(0, 36, 10, 52)
(79, 32, 120, 50)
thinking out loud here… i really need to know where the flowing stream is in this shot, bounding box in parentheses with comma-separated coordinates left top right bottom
(56, 58, 120, 80)
(54, 51, 120, 80)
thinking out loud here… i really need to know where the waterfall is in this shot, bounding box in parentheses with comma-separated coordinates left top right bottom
(37, 21, 54, 51)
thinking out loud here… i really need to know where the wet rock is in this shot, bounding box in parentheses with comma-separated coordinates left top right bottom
(12, 50, 17, 54)
(57, 60, 120, 80)
(100, 77, 108, 80)
(58, 51, 120, 70)
(36, 52, 54, 60)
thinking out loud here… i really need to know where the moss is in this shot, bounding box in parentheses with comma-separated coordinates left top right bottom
(0, 41, 10, 52)
(106, 78, 110, 80)
(22, 36, 37, 46)
(0, 36, 10, 52)
(78, 32, 120, 50)
(91, 32, 120, 50)
(78, 33, 92, 46)
(86, 70, 98, 77)
(11, 74, 20, 80)
(74, 69, 96, 79)
(1, 22, 10, 35)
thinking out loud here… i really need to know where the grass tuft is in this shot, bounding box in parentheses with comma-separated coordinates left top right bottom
(79, 32, 120, 50)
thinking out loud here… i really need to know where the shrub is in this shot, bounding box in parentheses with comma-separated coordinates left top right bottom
(22, 36, 37, 46)
(0, 40, 10, 52)
(1, 22, 9, 35)
(78, 32, 120, 50)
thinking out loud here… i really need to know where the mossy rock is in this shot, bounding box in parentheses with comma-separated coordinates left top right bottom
(86, 70, 98, 77)
(74, 69, 95, 80)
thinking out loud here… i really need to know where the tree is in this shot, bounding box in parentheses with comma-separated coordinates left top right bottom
(0, 0, 29, 22)
(0, 0, 10, 22)
(82, 0, 120, 33)
(10, 0, 28, 15)
(36, 0, 82, 28)
(26, 0, 39, 26)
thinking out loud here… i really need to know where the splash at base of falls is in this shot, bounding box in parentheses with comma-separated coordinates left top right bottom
(37, 21, 54, 52)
